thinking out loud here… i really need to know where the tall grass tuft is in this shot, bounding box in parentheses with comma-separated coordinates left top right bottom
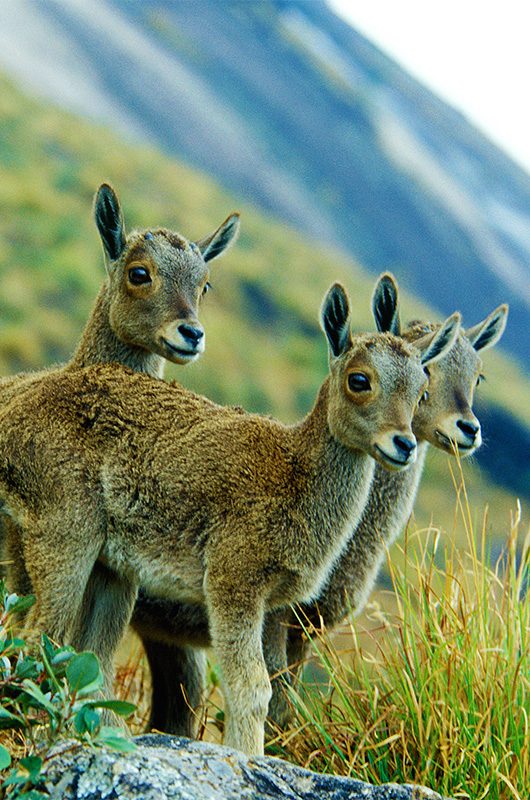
(272, 464, 529, 800)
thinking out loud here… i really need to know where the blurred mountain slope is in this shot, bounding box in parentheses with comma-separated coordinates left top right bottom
(0, 0, 527, 368)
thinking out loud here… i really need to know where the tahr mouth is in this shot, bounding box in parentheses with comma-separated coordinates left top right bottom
(374, 444, 412, 470)
(434, 430, 476, 453)
(160, 337, 199, 361)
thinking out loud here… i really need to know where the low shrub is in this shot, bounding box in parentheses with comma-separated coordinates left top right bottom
(0, 581, 136, 798)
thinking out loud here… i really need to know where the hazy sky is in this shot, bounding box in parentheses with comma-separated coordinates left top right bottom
(328, 0, 530, 174)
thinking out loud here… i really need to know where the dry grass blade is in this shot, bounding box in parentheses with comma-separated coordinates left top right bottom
(272, 478, 529, 800)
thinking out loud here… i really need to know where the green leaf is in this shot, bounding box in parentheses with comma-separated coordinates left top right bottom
(0, 706, 25, 729)
(51, 649, 75, 667)
(19, 755, 42, 781)
(208, 664, 220, 687)
(4, 593, 35, 615)
(15, 656, 43, 680)
(40, 634, 75, 669)
(74, 705, 100, 735)
(4, 593, 20, 612)
(40, 633, 57, 662)
(48, 652, 75, 686)
(0, 654, 11, 677)
(96, 726, 136, 753)
(1, 772, 27, 786)
(21, 679, 57, 716)
(66, 652, 102, 693)
(0, 744, 11, 770)
(7, 594, 36, 615)
(88, 699, 136, 717)
(16, 792, 49, 800)
(2, 636, 26, 652)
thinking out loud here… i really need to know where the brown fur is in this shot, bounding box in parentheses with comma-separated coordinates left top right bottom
(271, 297, 508, 725)
(0, 183, 240, 725)
(130, 279, 507, 734)
(0, 283, 448, 756)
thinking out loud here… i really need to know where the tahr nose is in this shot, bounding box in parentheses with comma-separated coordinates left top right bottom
(457, 419, 480, 440)
(393, 435, 417, 458)
(178, 324, 204, 345)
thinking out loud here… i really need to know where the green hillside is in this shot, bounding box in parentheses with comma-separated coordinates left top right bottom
(0, 73, 527, 541)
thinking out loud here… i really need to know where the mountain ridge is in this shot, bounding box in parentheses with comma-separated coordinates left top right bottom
(0, 0, 527, 368)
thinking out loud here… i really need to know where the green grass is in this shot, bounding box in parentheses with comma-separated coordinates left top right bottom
(271, 462, 529, 799)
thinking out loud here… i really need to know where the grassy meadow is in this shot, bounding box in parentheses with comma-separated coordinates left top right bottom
(270, 471, 529, 800)
(0, 73, 528, 797)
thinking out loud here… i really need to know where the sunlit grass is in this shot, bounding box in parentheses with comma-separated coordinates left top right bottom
(268, 466, 528, 799)
(112, 463, 529, 798)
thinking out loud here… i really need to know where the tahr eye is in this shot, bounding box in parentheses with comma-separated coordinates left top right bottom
(423, 366, 430, 377)
(476, 373, 485, 387)
(202, 281, 211, 296)
(128, 267, 152, 285)
(348, 372, 371, 392)
(419, 389, 429, 404)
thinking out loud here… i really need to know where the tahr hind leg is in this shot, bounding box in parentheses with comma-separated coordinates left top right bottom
(144, 640, 206, 736)
(131, 593, 210, 736)
(263, 608, 293, 731)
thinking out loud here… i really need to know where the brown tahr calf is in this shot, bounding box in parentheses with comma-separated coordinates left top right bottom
(0, 283, 459, 755)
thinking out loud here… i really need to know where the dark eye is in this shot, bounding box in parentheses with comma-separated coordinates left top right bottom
(419, 389, 429, 404)
(128, 267, 152, 285)
(476, 373, 485, 387)
(423, 366, 430, 377)
(347, 373, 371, 392)
(202, 281, 211, 296)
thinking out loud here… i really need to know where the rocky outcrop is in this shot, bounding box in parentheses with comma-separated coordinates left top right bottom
(42, 734, 448, 799)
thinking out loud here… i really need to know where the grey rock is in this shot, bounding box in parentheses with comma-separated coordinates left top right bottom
(41, 734, 449, 800)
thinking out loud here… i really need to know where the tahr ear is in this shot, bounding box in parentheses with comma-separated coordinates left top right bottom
(415, 312, 461, 366)
(466, 304, 508, 352)
(320, 283, 353, 358)
(372, 272, 401, 335)
(94, 183, 126, 263)
(195, 212, 240, 263)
